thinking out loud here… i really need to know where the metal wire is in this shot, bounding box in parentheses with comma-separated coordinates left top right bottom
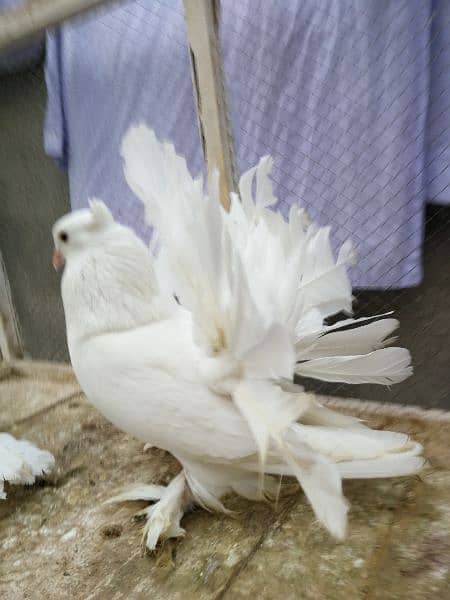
(219, 0, 450, 408)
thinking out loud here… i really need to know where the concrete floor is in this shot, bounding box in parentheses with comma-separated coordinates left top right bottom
(1, 362, 450, 599)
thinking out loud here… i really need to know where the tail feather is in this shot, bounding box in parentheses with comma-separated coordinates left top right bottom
(279, 441, 348, 540)
(295, 316, 399, 360)
(301, 402, 365, 429)
(122, 125, 414, 393)
(337, 453, 424, 479)
(288, 423, 416, 462)
(295, 347, 412, 385)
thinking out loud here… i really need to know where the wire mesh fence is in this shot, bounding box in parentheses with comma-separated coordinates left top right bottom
(219, 0, 450, 408)
(0, 0, 449, 408)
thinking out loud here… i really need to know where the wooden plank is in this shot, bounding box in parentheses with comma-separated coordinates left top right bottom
(0, 360, 79, 427)
(0, 250, 22, 360)
(183, 0, 237, 210)
(0, 0, 117, 52)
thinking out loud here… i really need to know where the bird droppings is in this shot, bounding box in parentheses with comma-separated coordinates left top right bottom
(1, 362, 450, 599)
(100, 524, 123, 539)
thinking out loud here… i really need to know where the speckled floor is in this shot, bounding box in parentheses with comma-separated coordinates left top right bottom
(1, 362, 449, 599)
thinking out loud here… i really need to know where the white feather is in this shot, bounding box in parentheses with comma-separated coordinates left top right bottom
(282, 446, 349, 540)
(296, 316, 399, 360)
(300, 402, 365, 429)
(0, 433, 54, 498)
(337, 453, 424, 479)
(295, 347, 412, 384)
(233, 380, 309, 465)
(288, 423, 417, 462)
(106, 483, 166, 504)
(0, 440, 31, 484)
(182, 462, 232, 513)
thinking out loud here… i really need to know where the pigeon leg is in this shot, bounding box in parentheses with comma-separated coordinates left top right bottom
(107, 471, 189, 551)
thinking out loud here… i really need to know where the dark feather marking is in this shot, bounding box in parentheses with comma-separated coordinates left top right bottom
(320, 315, 393, 337)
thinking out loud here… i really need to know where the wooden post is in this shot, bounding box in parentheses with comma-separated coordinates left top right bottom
(183, 0, 237, 210)
(0, 0, 117, 52)
(0, 252, 22, 361)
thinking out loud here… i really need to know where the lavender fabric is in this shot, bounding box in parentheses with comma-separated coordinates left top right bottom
(44, 0, 449, 289)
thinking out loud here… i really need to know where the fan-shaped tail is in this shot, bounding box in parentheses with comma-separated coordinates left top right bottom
(121, 125, 415, 490)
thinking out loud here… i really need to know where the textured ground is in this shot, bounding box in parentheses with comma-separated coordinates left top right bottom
(1, 361, 450, 599)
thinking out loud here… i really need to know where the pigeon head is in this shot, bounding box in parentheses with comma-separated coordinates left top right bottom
(52, 198, 166, 342)
(52, 199, 115, 270)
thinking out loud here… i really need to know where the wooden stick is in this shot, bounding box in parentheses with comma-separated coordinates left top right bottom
(0, 252, 22, 361)
(0, 0, 117, 52)
(183, 0, 237, 210)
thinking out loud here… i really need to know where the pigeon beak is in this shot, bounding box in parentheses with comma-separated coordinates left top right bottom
(52, 249, 64, 271)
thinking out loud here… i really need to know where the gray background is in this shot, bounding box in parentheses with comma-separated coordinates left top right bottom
(0, 64, 69, 362)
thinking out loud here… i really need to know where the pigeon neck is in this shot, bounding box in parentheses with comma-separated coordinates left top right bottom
(61, 240, 170, 343)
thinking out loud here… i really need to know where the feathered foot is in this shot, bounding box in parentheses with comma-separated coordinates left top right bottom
(0, 433, 55, 499)
(107, 472, 188, 551)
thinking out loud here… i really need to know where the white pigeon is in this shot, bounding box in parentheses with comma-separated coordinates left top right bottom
(0, 432, 54, 499)
(52, 124, 423, 550)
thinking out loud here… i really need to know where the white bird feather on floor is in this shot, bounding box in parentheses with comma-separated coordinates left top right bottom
(51, 124, 424, 550)
(0, 433, 54, 499)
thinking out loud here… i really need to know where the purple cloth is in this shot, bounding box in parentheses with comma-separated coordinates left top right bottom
(426, 0, 450, 205)
(44, 0, 450, 289)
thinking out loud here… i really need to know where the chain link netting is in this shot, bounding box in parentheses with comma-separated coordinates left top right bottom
(219, 0, 450, 409)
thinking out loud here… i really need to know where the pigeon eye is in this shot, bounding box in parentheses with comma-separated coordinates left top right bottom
(59, 231, 69, 243)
